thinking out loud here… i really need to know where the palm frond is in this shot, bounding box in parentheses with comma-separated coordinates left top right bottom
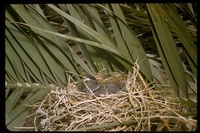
(5, 3, 196, 131)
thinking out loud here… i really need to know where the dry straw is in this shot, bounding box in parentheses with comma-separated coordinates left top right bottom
(31, 63, 197, 131)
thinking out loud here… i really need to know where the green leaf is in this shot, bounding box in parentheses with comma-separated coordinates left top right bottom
(160, 4, 197, 77)
(7, 110, 29, 131)
(147, 4, 188, 98)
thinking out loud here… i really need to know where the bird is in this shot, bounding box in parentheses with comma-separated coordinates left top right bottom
(80, 78, 122, 96)
(93, 85, 107, 96)
(105, 83, 122, 94)
(80, 78, 100, 95)
(93, 83, 122, 96)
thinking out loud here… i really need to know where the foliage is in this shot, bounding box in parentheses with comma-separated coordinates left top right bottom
(5, 3, 197, 131)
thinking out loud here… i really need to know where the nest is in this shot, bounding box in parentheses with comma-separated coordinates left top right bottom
(31, 65, 197, 131)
